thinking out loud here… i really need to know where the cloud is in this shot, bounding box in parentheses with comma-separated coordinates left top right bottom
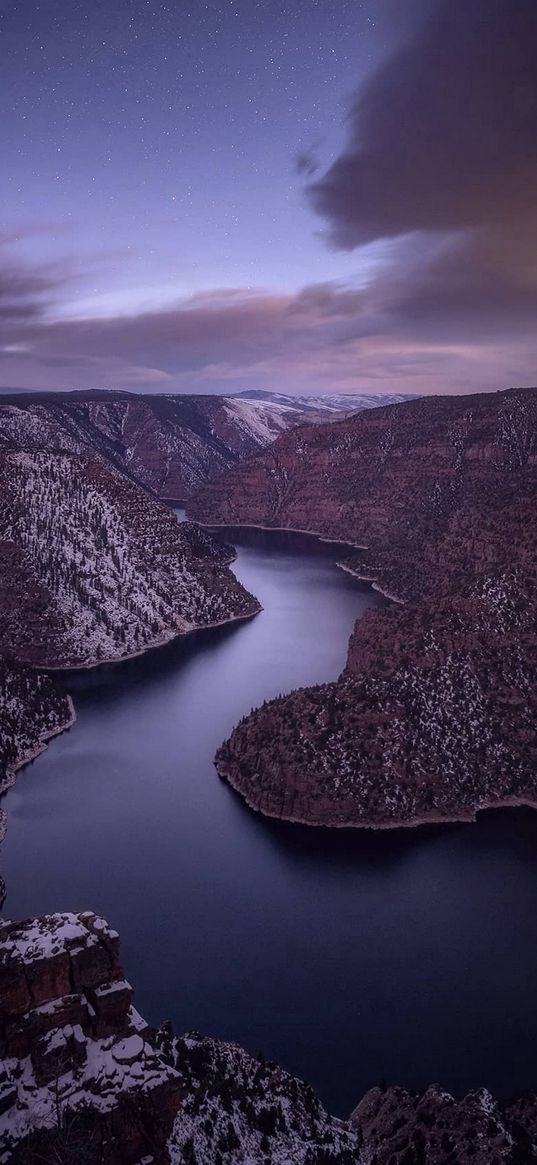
(296, 0, 537, 395)
(309, 0, 537, 247)
(295, 150, 320, 179)
(1, 255, 535, 397)
(0, 265, 65, 323)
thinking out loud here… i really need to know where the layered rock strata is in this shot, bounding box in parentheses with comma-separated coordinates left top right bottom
(0, 913, 182, 1164)
(0, 391, 309, 503)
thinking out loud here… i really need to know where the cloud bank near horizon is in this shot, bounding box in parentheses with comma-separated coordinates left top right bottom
(2, 0, 536, 397)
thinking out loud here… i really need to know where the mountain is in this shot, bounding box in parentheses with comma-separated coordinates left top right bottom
(188, 386, 537, 829)
(0, 449, 258, 673)
(3, 911, 537, 1165)
(0, 390, 311, 502)
(231, 388, 420, 412)
(0, 442, 259, 817)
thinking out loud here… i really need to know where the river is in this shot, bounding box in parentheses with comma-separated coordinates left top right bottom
(2, 518, 537, 1116)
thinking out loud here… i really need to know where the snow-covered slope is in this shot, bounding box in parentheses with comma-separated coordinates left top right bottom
(0, 390, 309, 501)
(0, 449, 259, 669)
(160, 1029, 362, 1165)
(231, 389, 419, 412)
(221, 394, 304, 441)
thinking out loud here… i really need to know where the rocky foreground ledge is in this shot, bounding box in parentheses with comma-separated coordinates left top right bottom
(1, 912, 537, 1164)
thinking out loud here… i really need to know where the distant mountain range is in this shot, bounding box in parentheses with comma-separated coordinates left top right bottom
(0, 390, 308, 503)
(231, 389, 420, 412)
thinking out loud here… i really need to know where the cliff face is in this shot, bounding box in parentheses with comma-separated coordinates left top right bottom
(190, 387, 537, 828)
(4, 912, 537, 1165)
(0, 450, 259, 671)
(0, 912, 183, 1164)
(0, 391, 308, 502)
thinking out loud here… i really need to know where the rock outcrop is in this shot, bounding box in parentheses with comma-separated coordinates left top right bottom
(351, 1084, 537, 1164)
(159, 1028, 362, 1165)
(0, 913, 183, 1164)
(189, 387, 537, 829)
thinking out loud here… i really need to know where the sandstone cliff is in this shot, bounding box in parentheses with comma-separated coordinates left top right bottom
(0, 912, 183, 1164)
(0, 390, 310, 503)
(189, 387, 537, 829)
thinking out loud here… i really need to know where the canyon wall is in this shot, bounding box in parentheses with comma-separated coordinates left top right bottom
(0, 912, 183, 1164)
(190, 387, 537, 829)
(0, 391, 309, 502)
(0, 450, 259, 671)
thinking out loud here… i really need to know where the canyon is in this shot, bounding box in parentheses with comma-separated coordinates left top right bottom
(0, 387, 425, 824)
(2, 912, 536, 1164)
(0, 390, 308, 503)
(0, 438, 258, 829)
(189, 386, 537, 829)
(2, 387, 537, 1160)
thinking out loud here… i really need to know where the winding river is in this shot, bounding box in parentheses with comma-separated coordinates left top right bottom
(2, 517, 537, 1116)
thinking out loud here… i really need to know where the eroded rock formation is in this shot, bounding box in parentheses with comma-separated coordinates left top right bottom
(0, 913, 183, 1164)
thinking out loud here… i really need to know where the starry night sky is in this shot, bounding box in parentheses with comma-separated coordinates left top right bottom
(1, 0, 536, 395)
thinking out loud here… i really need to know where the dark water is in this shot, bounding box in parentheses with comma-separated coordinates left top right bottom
(2, 520, 537, 1116)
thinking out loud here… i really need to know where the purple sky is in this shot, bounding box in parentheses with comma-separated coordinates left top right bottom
(1, 0, 536, 395)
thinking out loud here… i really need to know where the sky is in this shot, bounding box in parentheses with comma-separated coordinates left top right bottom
(1, 0, 536, 396)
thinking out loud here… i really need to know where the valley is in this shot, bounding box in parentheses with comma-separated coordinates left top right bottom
(189, 387, 537, 830)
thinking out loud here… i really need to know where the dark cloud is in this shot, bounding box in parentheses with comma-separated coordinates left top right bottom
(0, 266, 64, 322)
(295, 150, 320, 179)
(309, 0, 537, 247)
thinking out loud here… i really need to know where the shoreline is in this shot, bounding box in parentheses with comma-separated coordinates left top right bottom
(335, 561, 405, 604)
(191, 515, 406, 604)
(190, 517, 369, 553)
(3, 695, 77, 788)
(37, 604, 261, 674)
(215, 759, 537, 833)
(1, 601, 262, 810)
(0, 696, 77, 841)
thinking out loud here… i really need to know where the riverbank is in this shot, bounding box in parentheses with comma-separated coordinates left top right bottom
(215, 757, 537, 833)
(0, 695, 77, 844)
(194, 516, 406, 605)
(192, 517, 369, 552)
(335, 560, 405, 604)
(42, 603, 262, 674)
